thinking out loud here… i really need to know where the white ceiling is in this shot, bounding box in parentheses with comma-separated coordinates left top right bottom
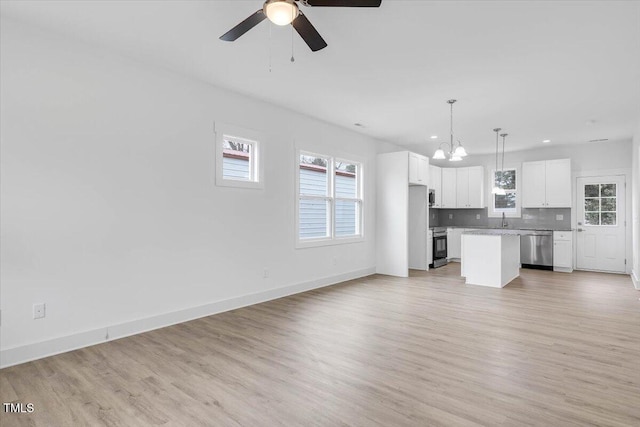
(2, 0, 639, 155)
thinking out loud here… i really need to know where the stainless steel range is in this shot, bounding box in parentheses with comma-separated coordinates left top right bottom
(431, 227, 448, 268)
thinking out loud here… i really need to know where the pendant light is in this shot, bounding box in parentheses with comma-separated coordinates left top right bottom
(500, 132, 508, 189)
(432, 99, 468, 161)
(491, 128, 506, 195)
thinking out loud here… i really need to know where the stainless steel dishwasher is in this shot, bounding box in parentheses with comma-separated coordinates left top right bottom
(520, 230, 553, 270)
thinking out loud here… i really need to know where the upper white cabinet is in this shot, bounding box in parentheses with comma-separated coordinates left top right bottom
(409, 153, 429, 186)
(545, 159, 572, 207)
(429, 165, 442, 208)
(522, 159, 571, 208)
(456, 166, 484, 208)
(441, 168, 457, 208)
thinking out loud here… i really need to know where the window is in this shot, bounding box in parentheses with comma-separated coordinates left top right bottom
(215, 122, 263, 189)
(489, 167, 520, 218)
(297, 151, 363, 246)
(584, 183, 617, 225)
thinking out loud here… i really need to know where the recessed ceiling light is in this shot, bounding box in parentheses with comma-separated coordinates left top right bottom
(542, 139, 551, 143)
(430, 135, 438, 139)
(354, 123, 364, 127)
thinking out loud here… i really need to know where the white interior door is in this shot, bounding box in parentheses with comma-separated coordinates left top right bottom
(576, 175, 626, 273)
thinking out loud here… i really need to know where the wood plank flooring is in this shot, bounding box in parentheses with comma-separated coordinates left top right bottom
(1, 264, 639, 426)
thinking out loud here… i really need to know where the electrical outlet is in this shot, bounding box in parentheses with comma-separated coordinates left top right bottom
(476, 214, 481, 220)
(332, 256, 337, 266)
(33, 303, 46, 319)
(263, 268, 269, 278)
(449, 214, 453, 219)
(556, 214, 564, 221)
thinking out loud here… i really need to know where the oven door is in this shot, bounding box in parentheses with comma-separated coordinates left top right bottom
(433, 235, 448, 267)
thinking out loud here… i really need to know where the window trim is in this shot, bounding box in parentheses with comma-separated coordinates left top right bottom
(487, 165, 521, 218)
(583, 183, 618, 227)
(215, 122, 264, 189)
(295, 149, 364, 249)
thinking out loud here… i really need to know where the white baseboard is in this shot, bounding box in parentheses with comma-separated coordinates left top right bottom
(0, 267, 375, 369)
(632, 269, 639, 290)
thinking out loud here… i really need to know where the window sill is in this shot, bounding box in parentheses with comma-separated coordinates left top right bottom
(296, 235, 365, 249)
(216, 178, 264, 190)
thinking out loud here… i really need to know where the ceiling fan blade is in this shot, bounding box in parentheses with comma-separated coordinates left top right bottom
(302, 0, 381, 7)
(220, 10, 267, 41)
(292, 12, 327, 52)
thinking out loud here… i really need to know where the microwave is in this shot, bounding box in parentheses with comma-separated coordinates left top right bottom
(428, 189, 435, 207)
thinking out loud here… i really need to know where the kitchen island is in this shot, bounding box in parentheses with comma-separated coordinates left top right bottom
(461, 230, 520, 288)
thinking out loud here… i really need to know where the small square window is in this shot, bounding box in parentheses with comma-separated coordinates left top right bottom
(215, 122, 263, 189)
(222, 137, 255, 182)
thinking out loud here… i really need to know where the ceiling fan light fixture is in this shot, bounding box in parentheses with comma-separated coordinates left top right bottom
(264, 0, 299, 26)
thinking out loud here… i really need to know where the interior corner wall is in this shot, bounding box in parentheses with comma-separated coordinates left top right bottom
(0, 18, 398, 367)
(632, 119, 640, 289)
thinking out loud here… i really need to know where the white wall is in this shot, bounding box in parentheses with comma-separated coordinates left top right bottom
(0, 18, 399, 367)
(632, 120, 640, 289)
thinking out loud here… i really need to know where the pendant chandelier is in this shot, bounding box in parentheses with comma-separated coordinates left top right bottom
(432, 99, 468, 162)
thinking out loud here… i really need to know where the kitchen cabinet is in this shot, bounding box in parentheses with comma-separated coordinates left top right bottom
(522, 159, 571, 208)
(447, 227, 464, 260)
(441, 168, 457, 208)
(553, 231, 573, 272)
(456, 166, 484, 208)
(408, 186, 428, 270)
(461, 232, 521, 288)
(376, 151, 430, 277)
(429, 165, 442, 208)
(409, 153, 428, 186)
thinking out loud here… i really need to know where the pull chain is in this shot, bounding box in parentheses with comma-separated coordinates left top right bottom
(290, 11, 295, 62)
(268, 22, 272, 72)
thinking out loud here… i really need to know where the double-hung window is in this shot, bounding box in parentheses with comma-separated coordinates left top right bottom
(489, 167, 520, 217)
(297, 151, 363, 246)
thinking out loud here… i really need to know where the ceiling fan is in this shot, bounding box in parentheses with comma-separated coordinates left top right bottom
(220, 0, 382, 52)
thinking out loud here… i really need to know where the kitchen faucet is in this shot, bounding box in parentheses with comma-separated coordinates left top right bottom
(501, 212, 508, 229)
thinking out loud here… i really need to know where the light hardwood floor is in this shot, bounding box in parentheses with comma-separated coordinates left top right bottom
(1, 264, 639, 426)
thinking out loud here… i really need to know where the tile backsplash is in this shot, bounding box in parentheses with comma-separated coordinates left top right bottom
(432, 208, 571, 230)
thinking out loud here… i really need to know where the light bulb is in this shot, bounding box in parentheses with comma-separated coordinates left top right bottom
(264, 0, 298, 26)
(449, 155, 462, 162)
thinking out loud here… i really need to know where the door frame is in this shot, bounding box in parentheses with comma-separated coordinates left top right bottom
(572, 168, 632, 274)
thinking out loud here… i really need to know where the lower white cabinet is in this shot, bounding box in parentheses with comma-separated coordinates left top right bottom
(553, 231, 573, 272)
(447, 227, 464, 260)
